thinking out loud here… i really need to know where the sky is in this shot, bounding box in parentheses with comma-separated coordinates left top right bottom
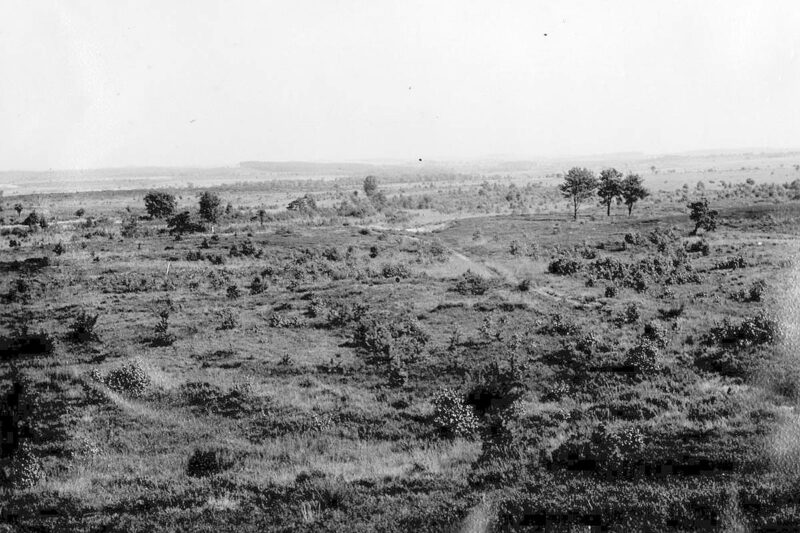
(1, 1, 799, 170)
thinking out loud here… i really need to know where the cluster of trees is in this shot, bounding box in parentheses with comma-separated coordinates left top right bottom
(143, 190, 224, 234)
(559, 167, 650, 220)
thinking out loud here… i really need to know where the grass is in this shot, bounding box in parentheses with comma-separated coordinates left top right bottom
(2, 168, 800, 531)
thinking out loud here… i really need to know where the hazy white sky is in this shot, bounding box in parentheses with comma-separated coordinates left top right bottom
(2, 1, 799, 170)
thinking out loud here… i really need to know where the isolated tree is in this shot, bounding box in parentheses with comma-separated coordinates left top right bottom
(14, 203, 23, 217)
(257, 209, 266, 226)
(620, 173, 650, 216)
(198, 191, 222, 223)
(363, 175, 379, 197)
(144, 191, 176, 219)
(597, 168, 623, 216)
(559, 167, 598, 220)
(688, 198, 718, 235)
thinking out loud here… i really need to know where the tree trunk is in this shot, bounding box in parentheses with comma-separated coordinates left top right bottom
(607, 202, 611, 217)
(627, 203, 633, 216)
(573, 199, 578, 220)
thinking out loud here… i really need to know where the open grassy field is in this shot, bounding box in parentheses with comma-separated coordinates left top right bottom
(2, 158, 800, 531)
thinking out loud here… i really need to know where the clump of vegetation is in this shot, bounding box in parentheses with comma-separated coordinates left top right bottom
(352, 313, 430, 364)
(68, 310, 100, 343)
(269, 313, 303, 328)
(548, 256, 583, 275)
(685, 238, 711, 255)
(1, 327, 55, 359)
(380, 262, 411, 279)
(6, 442, 44, 489)
(198, 191, 223, 223)
(643, 321, 669, 348)
(734, 280, 766, 302)
(186, 447, 236, 478)
(431, 388, 479, 438)
(714, 255, 747, 270)
(454, 270, 491, 295)
(167, 211, 206, 234)
(625, 341, 660, 373)
(249, 276, 267, 295)
(151, 309, 176, 346)
(702, 312, 778, 349)
(540, 313, 580, 336)
(104, 361, 151, 397)
(144, 191, 177, 218)
(217, 307, 240, 330)
(226, 284, 241, 299)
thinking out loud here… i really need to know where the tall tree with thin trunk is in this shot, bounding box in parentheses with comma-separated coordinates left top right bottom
(559, 167, 598, 220)
(620, 173, 650, 216)
(597, 168, 623, 216)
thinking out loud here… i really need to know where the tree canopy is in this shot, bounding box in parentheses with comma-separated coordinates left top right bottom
(559, 167, 598, 220)
(620, 174, 649, 216)
(144, 191, 177, 219)
(597, 168, 624, 216)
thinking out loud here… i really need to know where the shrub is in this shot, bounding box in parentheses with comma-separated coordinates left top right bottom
(186, 447, 236, 477)
(7, 442, 44, 489)
(386, 360, 409, 388)
(269, 313, 303, 328)
(643, 321, 668, 348)
(685, 239, 711, 255)
(548, 257, 583, 275)
(623, 303, 640, 324)
(381, 262, 412, 279)
(249, 276, 267, 295)
(714, 255, 747, 270)
(702, 311, 778, 349)
(432, 388, 479, 438)
(0, 328, 55, 359)
(540, 313, 580, 336)
(352, 313, 430, 364)
(151, 309, 176, 346)
(325, 301, 369, 327)
(104, 361, 151, 397)
(226, 285, 241, 299)
(68, 311, 100, 343)
(604, 285, 618, 298)
(625, 341, 660, 374)
(454, 270, 490, 295)
(218, 308, 240, 330)
(624, 232, 643, 245)
(167, 211, 206, 235)
(688, 198, 718, 235)
(518, 278, 532, 292)
(53, 242, 65, 255)
(734, 279, 766, 302)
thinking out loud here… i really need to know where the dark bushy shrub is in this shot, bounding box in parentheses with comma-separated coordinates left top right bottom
(104, 361, 151, 397)
(352, 313, 430, 364)
(68, 311, 100, 343)
(625, 341, 660, 374)
(186, 447, 236, 477)
(454, 270, 490, 295)
(702, 312, 778, 349)
(432, 388, 479, 438)
(714, 255, 747, 270)
(548, 257, 583, 275)
(380, 262, 411, 279)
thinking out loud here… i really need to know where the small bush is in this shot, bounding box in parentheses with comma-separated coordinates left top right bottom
(226, 285, 241, 299)
(518, 278, 532, 292)
(643, 321, 668, 348)
(625, 341, 660, 374)
(714, 255, 747, 270)
(352, 313, 430, 364)
(548, 257, 583, 275)
(68, 311, 100, 343)
(685, 239, 710, 255)
(604, 285, 618, 298)
(381, 262, 411, 279)
(432, 388, 479, 438)
(7, 443, 44, 489)
(702, 311, 778, 349)
(186, 447, 236, 478)
(104, 361, 151, 397)
(249, 276, 267, 295)
(540, 313, 580, 336)
(624, 232, 643, 245)
(455, 270, 490, 295)
(53, 242, 65, 255)
(734, 280, 766, 302)
(151, 309, 176, 347)
(218, 308, 240, 330)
